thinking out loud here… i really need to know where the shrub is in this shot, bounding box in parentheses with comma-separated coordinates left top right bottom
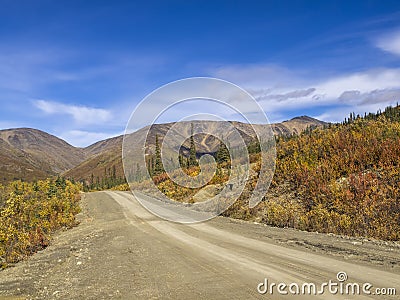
(0, 179, 82, 268)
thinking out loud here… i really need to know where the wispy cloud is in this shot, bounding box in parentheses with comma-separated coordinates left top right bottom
(59, 130, 122, 147)
(257, 88, 316, 102)
(338, 88, 400, 105)
(34, 99, 112, 125)
(210, 65, 400, 122)
(375, 29, 400, 56)
(0, 47, 77, 93)
(316, 68, 400, 97)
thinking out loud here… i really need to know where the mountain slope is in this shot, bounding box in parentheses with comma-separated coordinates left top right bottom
(64, 116, 327, 184)
(64, 142, 124, 185)
(0, 128, 86, 183)
(271, 115, 327, 135)
(0, 116, 326, 184)
(84, 135, 123, 157)
(221, 104, 400, 240)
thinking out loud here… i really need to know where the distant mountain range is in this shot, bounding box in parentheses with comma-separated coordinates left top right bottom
(0, 116, 327, 184)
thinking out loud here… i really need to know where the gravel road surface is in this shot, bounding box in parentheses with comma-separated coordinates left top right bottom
(0, 191, 399, 299)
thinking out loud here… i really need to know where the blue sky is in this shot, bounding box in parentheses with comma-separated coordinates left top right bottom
(1, 0, 400, 146)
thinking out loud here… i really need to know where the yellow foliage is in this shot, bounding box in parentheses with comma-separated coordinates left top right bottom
(272, 114, 400, 240)
(0, 178, 82, 268)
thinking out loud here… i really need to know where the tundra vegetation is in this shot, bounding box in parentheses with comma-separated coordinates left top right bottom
(0, 178, 82, 268)
(141, 105, 400, 241)
(1, 105, 399, 270)
(229, 105, 400, 240)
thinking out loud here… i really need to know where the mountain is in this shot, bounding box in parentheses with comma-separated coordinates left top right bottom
(0, 128, 86, 183)
(0, 116, 326, 184)
(271, 115, 327, 135)
(63, 138, 124, 185)
(84, 135, 123, 157)
(64, 116, 327, 184)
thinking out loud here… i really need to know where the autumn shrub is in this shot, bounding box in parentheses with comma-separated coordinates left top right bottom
(0, 178, 82, 268)
(110, 183, 130, 191)
(147, 105, 400, 241)
(262, 199, 305, 228)
(271, 110, 400, 240)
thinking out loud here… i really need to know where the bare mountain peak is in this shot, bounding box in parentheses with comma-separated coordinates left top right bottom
(287, 115, 327, 124)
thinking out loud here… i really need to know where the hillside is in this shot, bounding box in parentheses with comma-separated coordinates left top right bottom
(1, 109, 399, 241)
(64, 141, 125, 189)
(64, 116, 327, 186)
(223, 105, 400, 240)
(0, 116, 326, 185)
(271, 115, 327, 135)
(84, 135, 123, 157)
(0, 128, 86, 183)
(133, 104, 399, 240)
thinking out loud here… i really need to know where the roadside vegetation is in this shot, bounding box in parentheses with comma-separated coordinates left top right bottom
(80, 165, 126, 192)
(0, 178, 82, 268)
(145, 105, 400, 241)
(4, 103, 396, 271)
(133, 131, 232, 203)
(226, 104, 400, 241)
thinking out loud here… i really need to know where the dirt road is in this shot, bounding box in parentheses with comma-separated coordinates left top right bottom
(0, 191, 399, 299)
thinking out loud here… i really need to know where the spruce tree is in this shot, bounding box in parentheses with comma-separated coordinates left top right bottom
(188, 123, 198, 167)
(146, 156, 154, 176)
(154, 134, 164, 175)
(216, 139, 230, 164)
(90, 173, 94, 190)
(135, 163, 141, 181)
(178, 154, 184, 169)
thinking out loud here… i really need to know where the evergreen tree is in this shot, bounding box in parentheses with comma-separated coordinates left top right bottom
(90, 173, 94, 190)
(146, 156, 153, 176)
(154, 134, 164, 175)
(188, 123, 198, 167)
(247, 139, 261, 154)
(135, 163, 141, 181)
(216, 139, 230, 164)
(112, 165, 116, 180)
(178, 154, 184, 169)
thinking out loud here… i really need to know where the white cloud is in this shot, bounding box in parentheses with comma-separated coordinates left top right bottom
(375, 30, 400, 56)
(338, 88, 400, 105)
(59, 130, 122, 148)
(314, 100, 392, 123)
(34, 99, 112, 125)
(210, 65, 400, 123)
(257, 88, 316, 102)
(315, 68, 400, 99)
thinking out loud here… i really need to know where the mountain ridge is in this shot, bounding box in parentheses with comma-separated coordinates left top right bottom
(0, 128, 86, 183)
(64, 116, 328, 184)
(0, 116, 327, 184)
